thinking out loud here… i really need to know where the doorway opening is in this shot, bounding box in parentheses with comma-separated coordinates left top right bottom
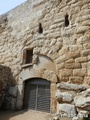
(23, 78, 51, 113)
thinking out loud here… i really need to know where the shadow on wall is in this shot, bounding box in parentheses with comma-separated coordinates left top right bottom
(0, 65, 16, 110)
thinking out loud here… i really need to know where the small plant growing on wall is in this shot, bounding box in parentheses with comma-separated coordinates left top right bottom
(83, 117, 90, 120)
(83, 112, 90, 120)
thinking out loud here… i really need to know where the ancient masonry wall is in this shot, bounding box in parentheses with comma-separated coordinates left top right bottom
(0, 0, 90, 111)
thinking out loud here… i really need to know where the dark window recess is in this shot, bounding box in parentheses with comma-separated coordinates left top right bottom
(65, 14, 69, 27)
(23, 49, 33, 64)
(38, 23, 43, 34)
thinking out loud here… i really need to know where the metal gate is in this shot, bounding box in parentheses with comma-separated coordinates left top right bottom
(24, 78, 50, 112)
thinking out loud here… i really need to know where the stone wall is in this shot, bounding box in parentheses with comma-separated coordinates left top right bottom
(0, 65, 16, 110)
(0, 0, 90, 112)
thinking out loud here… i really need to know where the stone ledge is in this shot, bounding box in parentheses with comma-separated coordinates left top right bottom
(57, 82, 86, 91)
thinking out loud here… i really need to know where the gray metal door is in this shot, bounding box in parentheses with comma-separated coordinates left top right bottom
(24, 78, 50, 112)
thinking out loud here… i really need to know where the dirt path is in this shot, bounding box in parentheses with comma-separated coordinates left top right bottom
(0, 110, 72, 120)
(0, 110, 51, 120)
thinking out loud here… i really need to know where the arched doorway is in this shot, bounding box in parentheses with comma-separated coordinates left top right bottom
(16, 54, 58, 112)
(23, 78, 51, 112)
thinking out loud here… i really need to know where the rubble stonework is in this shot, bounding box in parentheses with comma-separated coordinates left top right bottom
(55, 83, 90, 119)
(0, 65, 16, 109)
(0, 0, 90, 114)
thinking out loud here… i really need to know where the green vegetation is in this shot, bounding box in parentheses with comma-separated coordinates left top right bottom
(83, 117, 90, 120)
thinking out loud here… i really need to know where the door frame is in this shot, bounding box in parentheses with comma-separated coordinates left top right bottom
(24, 78, 51, 112)
(16, 69, 58, 113)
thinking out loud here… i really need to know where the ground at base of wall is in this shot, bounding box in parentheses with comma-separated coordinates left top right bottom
(0, 110, 50, 120)
(0, 110, 74, 120)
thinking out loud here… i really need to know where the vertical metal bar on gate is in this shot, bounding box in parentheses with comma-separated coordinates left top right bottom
(35, 84, 38, 110)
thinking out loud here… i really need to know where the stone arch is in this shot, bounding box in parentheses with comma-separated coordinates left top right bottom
(16, 54, 58, 112)
(16, 69, 58, 113)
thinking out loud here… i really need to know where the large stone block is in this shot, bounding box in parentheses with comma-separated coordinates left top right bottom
(67, 50, 80, 59)
(69, 45, 82, 52)
(55, 54, 70, 64)
(74, 89, 90, 110)
(49, 42, 62, 54)
(43, 70, 57, 83)
(58, 62, 65, 69)
(59, 69, 73, 77)
(57, 103, 76, 117)
(48, 52, 59, 60)
(73, 69, 87, 77)
(69, 76, 83, 84)
(81, 63, 87, 68)
(60, 77, 69, 82)
(57, 82, 86, 91)
(65, 63, 81, 69)
(75, 57, 88, 63)
(59, 47, 69, 56)
(55, 90, 73, 103)
(83, 43, 90, 49)
(76, 26, 89, 34)
(81, 49, 90, 56)
(77, 35, 90, 44)
(49, 31, 60, 38)
(84, 77, 90, 86)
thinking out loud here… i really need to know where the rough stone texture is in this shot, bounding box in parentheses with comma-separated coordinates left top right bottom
(74, 89, 90, 111)
(57, 103, 76, 117)
(8, 86, 17, 97)
(0, 65, 16, 110)
(57, 82, 86, 91)
(0, 0, 90, 111)
(55, 90, 73, 103)
(55, 82, 90, 118)
(0, 0, 90, 85)
(78, 110, 89, 119)
(72, 116, 79, 120)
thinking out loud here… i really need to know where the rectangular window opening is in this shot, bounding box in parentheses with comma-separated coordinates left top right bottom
(23, 49, 33, 64)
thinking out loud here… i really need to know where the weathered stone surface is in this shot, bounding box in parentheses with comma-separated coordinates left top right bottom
(78, 110, 89, 119)
(65, 58, 75, 63)
(43, 70, 57, 83)
(59, 69, 73, 77)
(8, 86, 17, 97)
(73, 69, 87, 77)
(83, 43, 90, 49)
(77, 36, 90, 44)
(74, 89, 90, 110)
(59, 47, 69, 56)
(0, 0, 90, 112)
(16, 99, 23, 110)
(55, 54, 70, 64)
(81, 49, 90, 56)
(65, 63, 81, 69)
(55, 90, 73, 102)
(84, 77, 90, 86)
(69, 76, 83, 84)
(69, 45, 82, 52)
(72, 116, 79, 120)
(75, 57, 88, 63)
(60, 77, 69, 82)
(58, 62, 65, 69)
(76, 26, 89, 34)
(57, 82, 86, 91)
(57, 103, 76, 117)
